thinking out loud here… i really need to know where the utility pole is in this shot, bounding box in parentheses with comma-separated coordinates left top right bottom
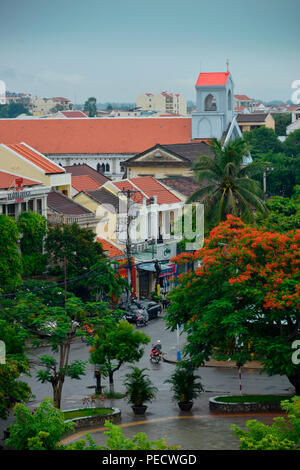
(118, 188, 139, 300)
(64, 254, 67, 307)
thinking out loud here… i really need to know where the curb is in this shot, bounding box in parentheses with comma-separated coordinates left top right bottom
(162, 354, 263, 369)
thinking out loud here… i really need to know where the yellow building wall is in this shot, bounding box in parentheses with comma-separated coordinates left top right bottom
(0, 146, 71, 196)
(0, 146, 49, 184)
(127, 165, 192, 179)
(74, 192, 119, 242)
(265, 114, 275, 130)
(73, 193, 99, 212)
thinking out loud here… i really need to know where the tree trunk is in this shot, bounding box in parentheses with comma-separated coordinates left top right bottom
(95, 371, 102, 394)
(288, 374, 300, 395)
(109, 371, 114, 385)
(53, 383, 61, 409)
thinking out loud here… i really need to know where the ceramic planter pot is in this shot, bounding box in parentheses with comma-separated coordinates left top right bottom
(132, 405, 148, 415)
(178, 401, 193, 411)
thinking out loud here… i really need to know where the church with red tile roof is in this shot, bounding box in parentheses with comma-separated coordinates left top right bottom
(0, 69, 242, 180)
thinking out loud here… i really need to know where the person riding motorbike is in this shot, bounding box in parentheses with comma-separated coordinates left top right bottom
(151, 340, 162, 360)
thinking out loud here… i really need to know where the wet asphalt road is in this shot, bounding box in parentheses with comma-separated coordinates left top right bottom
(1, 315, 294, 449)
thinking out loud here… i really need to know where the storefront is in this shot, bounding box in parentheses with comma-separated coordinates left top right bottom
(134, 241, 178, 299)
(115, 257, 137, 298)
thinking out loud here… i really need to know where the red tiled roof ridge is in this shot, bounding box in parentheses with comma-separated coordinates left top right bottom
(97, 237, 125, 258)
(71, 175, 101, 192)
(196, 72, 229, 87)
(0, 118, 192, 154)
(2, 142, 65, 174)
(128, 176, 181, 204)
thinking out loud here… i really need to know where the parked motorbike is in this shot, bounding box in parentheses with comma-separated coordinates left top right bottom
(136, 314, 148, 327)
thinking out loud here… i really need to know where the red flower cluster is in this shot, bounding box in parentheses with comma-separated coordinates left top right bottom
(173, 215, 300, 312)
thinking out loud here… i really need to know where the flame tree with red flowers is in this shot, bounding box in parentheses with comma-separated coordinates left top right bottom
(165, 215, 300, 394)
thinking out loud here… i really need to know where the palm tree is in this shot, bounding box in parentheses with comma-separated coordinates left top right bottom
(187, 138, 268, 228)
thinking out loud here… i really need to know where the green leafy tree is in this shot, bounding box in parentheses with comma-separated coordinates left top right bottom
(37, 355, 86, 409)
(2, 291, 86, 409)
(0, 215, 23, 290)
(254, 152, 300, 197)
(45, 223, 127, 301)
(50, 104, 64, 113)
(256, 196, 300, 232)
(243, 127, 282, 159)
(0, 102, 31, 118)
(45, 223, 104, 277)
(166, 216, 300, 394)
(18, 211, 47, 276)
(89, 320, 150, 389)
(232, 397, 300, 450)
(0, 320, 31, 419)
(188, 138, 268, 229)
(5, 398, 74, 450)
(83, 97, 97, 117)
(283, 129, 300, 158)
(273, 113, 292, 137)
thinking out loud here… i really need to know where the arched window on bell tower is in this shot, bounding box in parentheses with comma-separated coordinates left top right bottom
(204, 93, 217, 111)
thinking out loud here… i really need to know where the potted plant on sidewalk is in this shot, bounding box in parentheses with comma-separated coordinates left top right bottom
(165, 361, 203, 411)
(124, 366, 158, 415)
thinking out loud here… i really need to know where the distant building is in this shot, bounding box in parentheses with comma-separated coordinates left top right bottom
(136, 92, 187, 115)
(47, 190, 99, 230)
(64, 163, 109, 196)
(5, 91, 32, 109)
(234, 94, 253, 109)
(123, 142, 213, 179)
(286, 106, 300, 135)
(31, 96, 73, 116)
(237, 113, 275, 132)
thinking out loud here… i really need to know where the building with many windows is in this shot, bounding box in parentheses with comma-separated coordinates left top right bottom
(136, 92, 187, 115)
(0, 171, 50, 219)
(0, 142, 72, 196)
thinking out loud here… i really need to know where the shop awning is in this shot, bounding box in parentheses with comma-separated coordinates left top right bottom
(138, 262, 156, 272)
(138, 262, 176, 277)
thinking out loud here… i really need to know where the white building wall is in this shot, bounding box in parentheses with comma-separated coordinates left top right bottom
(47, 153, 135, 179)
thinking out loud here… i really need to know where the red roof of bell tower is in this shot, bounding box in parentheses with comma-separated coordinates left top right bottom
(195, 72, 229, 87)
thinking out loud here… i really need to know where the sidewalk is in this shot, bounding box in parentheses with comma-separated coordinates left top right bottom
(163, 346, 262, 369)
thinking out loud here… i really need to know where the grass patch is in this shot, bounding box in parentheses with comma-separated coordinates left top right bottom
(103, 391, 125, 399)
(63, 407, 114, 420)
(214, 395, 293, 404)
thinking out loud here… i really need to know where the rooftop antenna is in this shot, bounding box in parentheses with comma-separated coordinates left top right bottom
(226, 58, 230, 72)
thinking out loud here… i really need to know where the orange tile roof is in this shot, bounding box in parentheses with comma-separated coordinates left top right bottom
(0, 171, 40, 189)
(113, 177, 181, 205)
(72, 175, 101, 192)
(234, 94, 252, 101)
(113, 180, 145, 204)
(97, 237, 125, 259)
(130, 177, 181, 204)
(60, 110, 88, 118)
(0, 118, 191, 155)
(4, 143, 64, 174)
(196, 72, 229, 86)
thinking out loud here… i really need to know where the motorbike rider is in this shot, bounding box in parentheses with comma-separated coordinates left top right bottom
(152, 340, 162, 357)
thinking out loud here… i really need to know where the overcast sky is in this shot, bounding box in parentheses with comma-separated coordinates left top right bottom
(0, 0, 299, 104)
